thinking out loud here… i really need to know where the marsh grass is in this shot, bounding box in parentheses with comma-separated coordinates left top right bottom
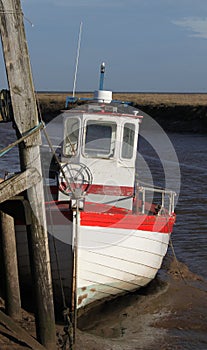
(36, 92, 207, 111)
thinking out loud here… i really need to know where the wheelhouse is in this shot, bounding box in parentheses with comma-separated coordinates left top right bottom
(59, 102, 143, 209)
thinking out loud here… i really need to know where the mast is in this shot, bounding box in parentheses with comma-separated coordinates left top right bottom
(72, 21, 83, 98)
(94, 62, 112, 103)
(99, 62, 105, 90)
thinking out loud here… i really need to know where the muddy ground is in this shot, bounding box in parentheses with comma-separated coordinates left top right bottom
(0, 254, 206, 349)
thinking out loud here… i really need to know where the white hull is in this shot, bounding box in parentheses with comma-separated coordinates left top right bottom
(15, 222, 170, 309)
(77, 225, 170, 307)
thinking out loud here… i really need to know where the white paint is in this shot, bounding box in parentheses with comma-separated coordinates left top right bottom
(93, 90, 112, 103)
(14, 222, 170, 309)
(77, 225, 170, 307)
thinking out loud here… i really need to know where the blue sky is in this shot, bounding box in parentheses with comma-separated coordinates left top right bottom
(1, 0, 207, 92)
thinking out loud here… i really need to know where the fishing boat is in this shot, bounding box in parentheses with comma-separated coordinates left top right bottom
(14, 63, 176, 310)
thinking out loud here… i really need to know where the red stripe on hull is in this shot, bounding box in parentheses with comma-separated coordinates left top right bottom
(44, 201, 175, 234)
(80, 211, 175, 233)
(49, 184, 134, 196)
(86, 184, 134, 196)
(15, 201, 175, 234)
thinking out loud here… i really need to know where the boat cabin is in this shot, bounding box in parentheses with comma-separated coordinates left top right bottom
(58, 102, 143, 210)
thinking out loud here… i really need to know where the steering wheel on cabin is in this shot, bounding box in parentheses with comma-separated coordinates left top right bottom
(59, 162, 93, 197)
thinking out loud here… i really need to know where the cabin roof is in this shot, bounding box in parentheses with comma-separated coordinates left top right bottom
(63, 102, 143, 120)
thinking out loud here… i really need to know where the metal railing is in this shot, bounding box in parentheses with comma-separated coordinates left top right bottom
(134, 183, 176, 215)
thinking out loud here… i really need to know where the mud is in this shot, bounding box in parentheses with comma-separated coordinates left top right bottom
(0, 254, 207, 349)
(76, 255, 207, 350)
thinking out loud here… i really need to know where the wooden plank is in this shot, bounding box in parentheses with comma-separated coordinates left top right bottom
(0, 310, 47, 350)
(0, 168, 41, 204)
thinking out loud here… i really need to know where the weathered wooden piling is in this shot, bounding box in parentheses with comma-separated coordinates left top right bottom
(0, 211, 21, 320)
(0, 1, 56, 349)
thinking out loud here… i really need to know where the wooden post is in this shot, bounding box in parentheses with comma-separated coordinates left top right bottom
(0, 1, 56, 349)
(0, 211, 21, 320)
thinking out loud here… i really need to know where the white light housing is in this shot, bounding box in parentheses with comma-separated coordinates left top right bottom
(94, 90, 112, 103)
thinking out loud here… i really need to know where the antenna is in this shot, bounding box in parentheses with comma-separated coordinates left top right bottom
(99, 62, 105, 90)
(72, 21, 83, 98)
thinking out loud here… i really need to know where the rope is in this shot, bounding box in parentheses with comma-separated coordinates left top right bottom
(169, 238, 187, 284)
(161, 206, 187, 282)
(0, 9, 34, 26)
(0, 11, 22, 14)
(0, 122, 44, 158)
(35, 96, 78, 196)
(36, 97, 75, 348)
(42, 127, 74, 195)
(138, 179, 168, 191)
(104, 195, 134, 204)
(169, 236, 207, 293)
(45, 199, 68, 310)
(144, 178, 207, 295)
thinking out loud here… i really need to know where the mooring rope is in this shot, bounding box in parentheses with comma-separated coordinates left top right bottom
(0, 9, 34, 26)
(35, 94, 80, 197)
(0, 122, 44, 158)
(169, 236, 207, 293)
(35, 96, 75, 348)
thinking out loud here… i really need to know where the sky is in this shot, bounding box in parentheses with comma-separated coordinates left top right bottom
(1, 0, 207, 92)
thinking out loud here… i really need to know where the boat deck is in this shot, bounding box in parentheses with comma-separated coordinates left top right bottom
(45, 200, 176, 234)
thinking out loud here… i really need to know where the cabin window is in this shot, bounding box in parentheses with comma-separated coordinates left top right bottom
(84, 121, 117, 158)
(63, 117, 80, 157)
(121, 123, 135, 159)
